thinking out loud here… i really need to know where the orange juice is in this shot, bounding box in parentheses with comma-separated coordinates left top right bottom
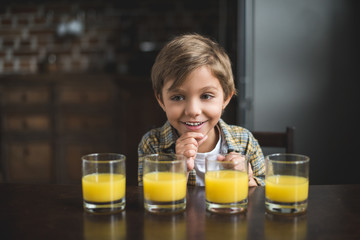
(265, 175, 308, 202)
(82, 173, 126, 202)
(205, 170, 248, 203)
(143, 172, 187, 202)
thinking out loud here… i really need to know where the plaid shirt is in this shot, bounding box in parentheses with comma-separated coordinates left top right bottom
(137, 119, 265, 186)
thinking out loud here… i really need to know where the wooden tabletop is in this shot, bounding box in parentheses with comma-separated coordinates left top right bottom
(0, 183, 359, 240)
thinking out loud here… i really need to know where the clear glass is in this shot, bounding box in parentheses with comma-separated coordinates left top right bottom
(265, 153, 310, 215)
(82, 153, 126, 213)
(142, 153, 187, 213)
(205, 153, 248, 214)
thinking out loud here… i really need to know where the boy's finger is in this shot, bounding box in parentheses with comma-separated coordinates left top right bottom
(223, 154, 242, 163)
(179, 132, 204, 140)
(197, 134, 208, 146)
(248, 163, 253, 177)
(176, 138, 198, 150)
(187, 157, 195, 171)
(184, 149, 196, 158)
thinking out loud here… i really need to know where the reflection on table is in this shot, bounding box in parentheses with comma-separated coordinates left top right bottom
(205, 213, 247, 240)
(0, 184, 359, 240)
(144, 213, 186, 240)
(264, 213, 307, 240)
(83, 212, 126, 240)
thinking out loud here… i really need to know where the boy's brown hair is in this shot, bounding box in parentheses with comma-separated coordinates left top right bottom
(151, 33, 236, 102)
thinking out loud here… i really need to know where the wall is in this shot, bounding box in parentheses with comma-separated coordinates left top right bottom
(252, 0, 360, 184)
(0, 0, 227, 76)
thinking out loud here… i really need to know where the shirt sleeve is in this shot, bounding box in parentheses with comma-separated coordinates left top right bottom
(247, 134, 266, 186)
(137, 132, 158, 186)
(187, 169, 196, 186)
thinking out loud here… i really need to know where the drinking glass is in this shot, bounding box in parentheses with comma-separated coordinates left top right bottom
(205, 153, 248, 214)
(82, 153, 126, 213)
(142, 153, 187, 213)
(265, 153, 310, 215)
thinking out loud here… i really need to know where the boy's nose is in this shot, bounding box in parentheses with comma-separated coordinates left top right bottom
(185, 99, 201, 117)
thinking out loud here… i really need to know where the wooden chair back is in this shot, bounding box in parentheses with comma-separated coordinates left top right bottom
(252, 127, 295, 153)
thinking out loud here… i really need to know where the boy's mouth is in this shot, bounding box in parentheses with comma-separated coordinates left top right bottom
(183, 121, 206, 127)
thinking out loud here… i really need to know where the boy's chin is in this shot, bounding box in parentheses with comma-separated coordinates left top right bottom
(176, 128, 204, 136)
(179, 128, 211, 137)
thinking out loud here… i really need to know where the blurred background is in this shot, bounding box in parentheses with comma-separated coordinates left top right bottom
(0, 0, 358, 185)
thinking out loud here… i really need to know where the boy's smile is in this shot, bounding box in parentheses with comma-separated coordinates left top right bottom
(183, 121, 207, 130)
(158, 66, 232, 152)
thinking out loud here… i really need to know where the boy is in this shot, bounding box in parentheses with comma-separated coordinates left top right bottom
(138, 33, 265, 187)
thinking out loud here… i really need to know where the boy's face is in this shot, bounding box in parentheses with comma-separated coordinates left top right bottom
(157, 66, 232, 144)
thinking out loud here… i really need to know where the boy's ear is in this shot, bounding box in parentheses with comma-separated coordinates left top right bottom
(223, 91, 234, 110)
(156, 94, 166, 111)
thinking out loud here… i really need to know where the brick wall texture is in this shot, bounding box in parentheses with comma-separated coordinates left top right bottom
(0, 0, 220, 75)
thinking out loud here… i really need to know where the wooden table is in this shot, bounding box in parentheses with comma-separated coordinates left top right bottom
(0, 184, 359, 240)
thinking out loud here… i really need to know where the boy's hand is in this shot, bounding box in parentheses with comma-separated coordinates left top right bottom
(218, 152, 258, 187)
(175, 132, 208, 172)
(248, 164, 258, 187)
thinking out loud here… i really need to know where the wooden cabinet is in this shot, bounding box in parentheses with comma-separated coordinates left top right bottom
(4, 114, 51, 132)
(5, 141, 52, 182)
(0, 74, 166, 185)
(0, 75, 125, 184)
(2, 86, 50, 105)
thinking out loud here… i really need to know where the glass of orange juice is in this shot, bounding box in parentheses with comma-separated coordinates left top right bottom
(205, 153, 249, 214)
(142, 153, 187, 213)
(265, 153, 310, 215)
(82, 153, 126, 213)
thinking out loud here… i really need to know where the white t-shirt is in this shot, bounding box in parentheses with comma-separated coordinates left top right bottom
(194, 134, 222, 186)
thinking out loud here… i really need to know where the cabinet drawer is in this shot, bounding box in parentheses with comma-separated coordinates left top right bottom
(2, 87, 50, 105)
(5, 142, 52, 182)
(3, 114, 51, 131)
(57, 86, 115, 104)
(58, 114, 113, 132)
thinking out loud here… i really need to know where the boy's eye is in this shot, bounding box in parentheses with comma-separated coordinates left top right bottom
(170, 95, 184, 101)
(201, 93, 214, 100)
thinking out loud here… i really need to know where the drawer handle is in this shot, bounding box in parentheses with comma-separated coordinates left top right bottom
(82, 121, 89, 128)
(23, 148, 29, 157)
(22, 121, 28, 130)
(81, 94, 88, 101)
(21, 94, 28, 102)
